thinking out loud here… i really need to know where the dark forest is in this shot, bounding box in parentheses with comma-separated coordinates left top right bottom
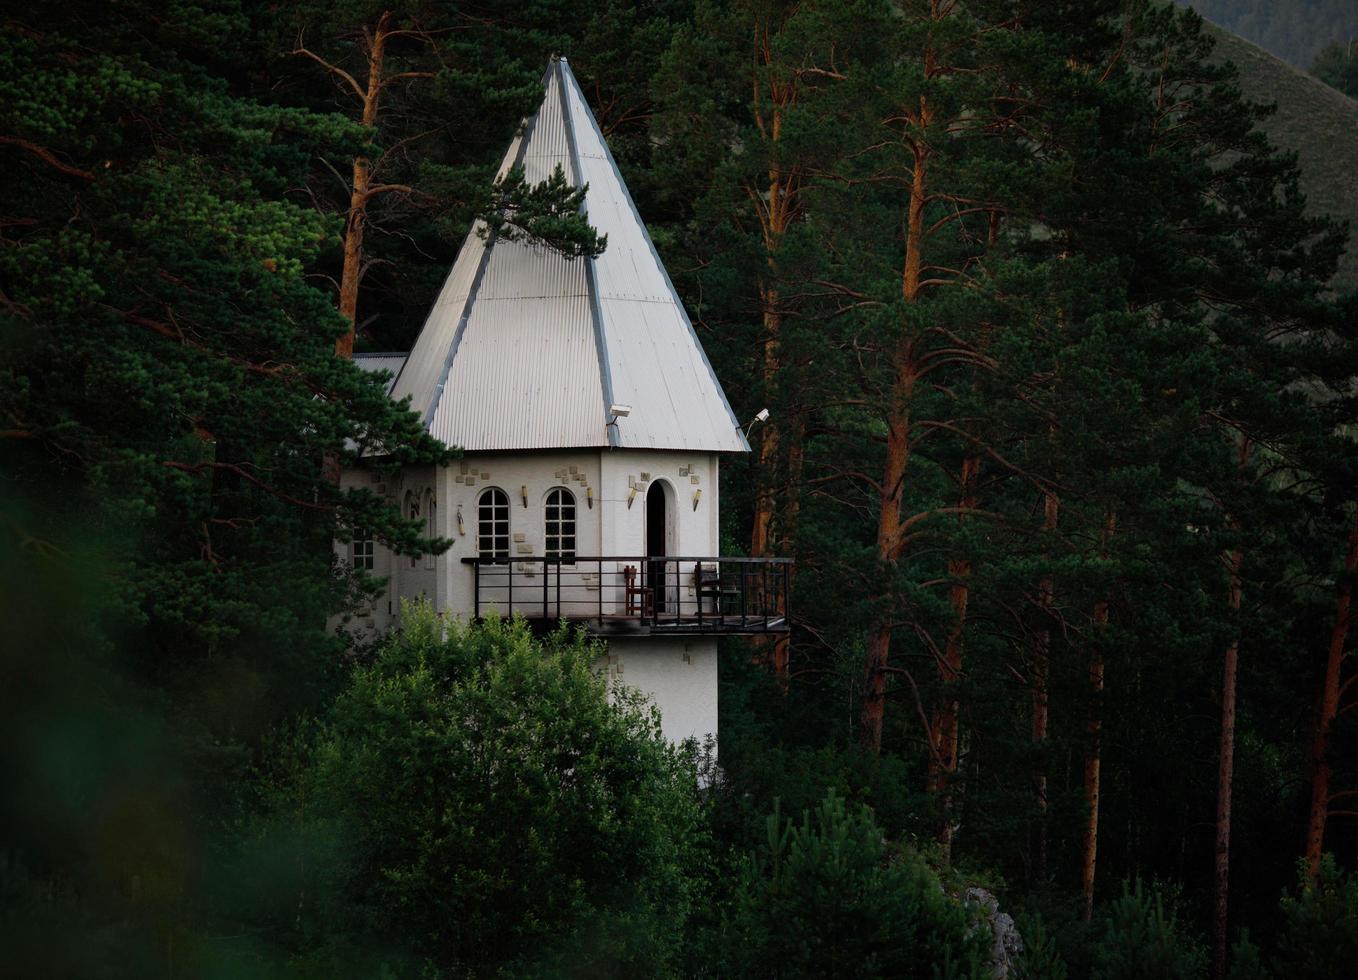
(3, 2, 1357, 977)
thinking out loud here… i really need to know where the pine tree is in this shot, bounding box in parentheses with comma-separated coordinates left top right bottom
(281, 2, 605, 357)
(1311, 38, 1358, 98)
(653, 0, 884, 683)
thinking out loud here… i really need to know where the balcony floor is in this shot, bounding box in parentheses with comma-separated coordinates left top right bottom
(465, 554, 792, 639)
(518, 611, 789, 638)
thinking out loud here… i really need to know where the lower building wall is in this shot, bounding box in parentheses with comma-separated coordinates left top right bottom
(601, 637, 718, 749)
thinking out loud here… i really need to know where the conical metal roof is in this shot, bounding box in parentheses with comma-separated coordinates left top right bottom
(390, 57, 748, 454)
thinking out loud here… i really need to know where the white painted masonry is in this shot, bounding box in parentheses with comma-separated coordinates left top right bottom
(336, 449, 724, 745)
(601, 639, 718, 746)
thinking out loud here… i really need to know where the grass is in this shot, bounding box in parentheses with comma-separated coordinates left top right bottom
(1206, 22, 1358, 292)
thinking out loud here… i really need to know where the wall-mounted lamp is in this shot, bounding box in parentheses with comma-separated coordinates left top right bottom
(456, 505, 465, 535)
(692, 488, 702, 511)
(587, 487, 594, 509)
(743, 407, 770, 440)
(627, 486, 637, 509)
(520, 485, 528, 508)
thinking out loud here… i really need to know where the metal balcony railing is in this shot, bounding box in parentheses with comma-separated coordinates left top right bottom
(461, 555, 792, 635)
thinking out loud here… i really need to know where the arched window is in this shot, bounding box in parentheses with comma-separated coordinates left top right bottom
(406, 491, 421, 568)
(478, 487, 510, 559)
(545, 487, 576, 561)
(425, 490, 437, 570)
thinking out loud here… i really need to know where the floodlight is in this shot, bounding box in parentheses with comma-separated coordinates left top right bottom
(743, 407, 771, 439)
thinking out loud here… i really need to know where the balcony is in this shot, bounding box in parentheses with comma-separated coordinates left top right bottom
(461, 555, 791, 636)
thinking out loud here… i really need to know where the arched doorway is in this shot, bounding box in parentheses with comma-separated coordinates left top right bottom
(646, 480, 675, 613)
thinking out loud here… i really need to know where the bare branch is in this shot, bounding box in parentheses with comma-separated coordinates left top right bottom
(291, 39, 365, 102)
(163, 460, 331, 512)
(0, 136, 94, 181)
(380, 70, 437, 89)
(359, 183, 414, 205)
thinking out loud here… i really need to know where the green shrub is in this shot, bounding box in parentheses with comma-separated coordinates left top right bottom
(713, 790, 988, 979)
(1273, 855, 1358, 980)
(1090, 881, 1206, 980)
(261, 603, 704, 978)
(1013, 913, 1069, 980)
(1227, 931, 1271, 980)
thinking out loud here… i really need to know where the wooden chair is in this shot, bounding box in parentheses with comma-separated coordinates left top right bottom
(694, 562, 739, 618)
(623, 564, 653, 617)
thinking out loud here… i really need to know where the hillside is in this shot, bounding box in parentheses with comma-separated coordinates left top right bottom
(1207, 22, 1358, 291)
(1180, 0, 1358, 67)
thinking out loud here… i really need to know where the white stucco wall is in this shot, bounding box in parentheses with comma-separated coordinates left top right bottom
(434, 450, 604, 620)
(603, 637, 719, 747)
(345, 448, 724, 624)
(334, 462, 438, 639)
(335, 448, 728, 746)
(597, 449, 719, 558)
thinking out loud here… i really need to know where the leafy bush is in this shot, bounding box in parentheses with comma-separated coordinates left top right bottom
(1273, 856, 1358, 980)
(712, 790, 988, 979)
(1089, 881, 1206, 980)
(259, 603, 704, 977)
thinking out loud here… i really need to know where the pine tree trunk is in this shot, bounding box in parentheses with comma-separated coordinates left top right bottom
(1081, 611, 1106, 920)
(862, 113, 929, 751)
(929, 211, 1000, 854)
(750, 284, 781, 564)
(770, 424, 805, 684)
(1212, 434, 1251, 980)
(749, 290, 802, 691)
(319, 13, 395, 487)
(928, 454, 979, 861)
(747, 26, 795, 567)
(1033, 490, 1059, 883)
(749, 281, 782, 679)
(1082, 510, 1115, 921)
(1211, 545, 1244, 978)
(1304, 508, 1358, 879)
(746, 44, 805, 686)
(861, 371, 918, 748)
(335, 11, 393, 360)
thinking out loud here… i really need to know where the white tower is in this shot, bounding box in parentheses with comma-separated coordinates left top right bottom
(343, 57, 790, 745)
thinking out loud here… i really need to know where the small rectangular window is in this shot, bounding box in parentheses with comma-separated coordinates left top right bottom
(351, 528, 375, 571)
